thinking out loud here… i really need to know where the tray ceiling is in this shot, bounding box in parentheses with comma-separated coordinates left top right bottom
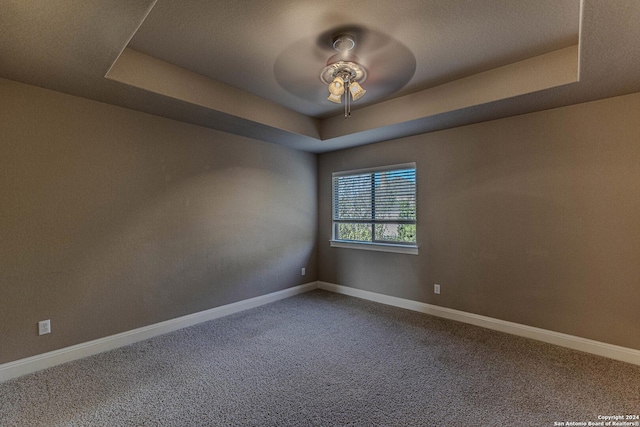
(2, 1, 640, 152)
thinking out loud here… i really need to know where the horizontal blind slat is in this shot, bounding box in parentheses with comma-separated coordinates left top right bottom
(333, 167, 416, 223)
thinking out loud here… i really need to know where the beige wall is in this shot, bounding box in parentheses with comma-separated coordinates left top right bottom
(0, 79, 318, 364)
(319, 92, 640, 350)
(2, 75, 639, 365)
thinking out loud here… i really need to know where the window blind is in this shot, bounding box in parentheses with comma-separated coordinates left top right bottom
(332, 163, 416, 245)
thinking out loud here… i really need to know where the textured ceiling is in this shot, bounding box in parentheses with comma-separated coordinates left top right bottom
(2, 1, 640, 153)
(128, 0, 579, 118)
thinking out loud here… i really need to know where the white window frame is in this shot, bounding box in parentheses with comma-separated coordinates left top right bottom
(330, 162, 418, 255)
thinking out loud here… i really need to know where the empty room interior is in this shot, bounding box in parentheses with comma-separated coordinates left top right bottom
(1, 0, 640, 425)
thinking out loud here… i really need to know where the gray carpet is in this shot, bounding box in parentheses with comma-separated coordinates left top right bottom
(1, 290, 639, 426)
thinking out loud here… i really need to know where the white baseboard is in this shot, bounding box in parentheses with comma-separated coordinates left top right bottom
(4, 280, 637, 383)
(318, 281, 640, 366)
(0, 282, 318, 383)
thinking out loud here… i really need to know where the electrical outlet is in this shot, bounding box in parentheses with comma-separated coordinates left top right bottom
(301, 268, 306, 276)
(434, 284, 441, 294)
(38, 319, 51, 335)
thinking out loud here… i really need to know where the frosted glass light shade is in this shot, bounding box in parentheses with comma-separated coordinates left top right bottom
(329, 77, 344, 95)
(327, 93, 343, 103)
(349, 81, 366, 101)
(327, 77, 345, 103)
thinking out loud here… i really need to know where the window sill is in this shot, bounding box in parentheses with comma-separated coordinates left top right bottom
(329, 240, 419, 255)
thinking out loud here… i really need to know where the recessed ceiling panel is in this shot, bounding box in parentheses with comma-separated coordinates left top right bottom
(10, 0, 640, 155)
(127, 0, 580, 118)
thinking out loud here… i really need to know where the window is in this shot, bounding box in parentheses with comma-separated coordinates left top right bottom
(331, 163, 417, 254)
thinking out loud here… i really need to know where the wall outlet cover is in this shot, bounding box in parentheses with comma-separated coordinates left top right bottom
(38, 319, 51, 335)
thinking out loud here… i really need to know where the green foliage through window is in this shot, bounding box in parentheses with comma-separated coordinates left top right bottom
(333, 164, 416, 245)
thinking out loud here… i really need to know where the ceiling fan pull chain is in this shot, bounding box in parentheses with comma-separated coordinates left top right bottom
(348, 80, 351, 117)
(345, 81, 348, 118)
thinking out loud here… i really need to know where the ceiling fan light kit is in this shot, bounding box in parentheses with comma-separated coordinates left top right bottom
(349, 81, 366, 101)
(320, 35, 368, 118)
(327, 77, 345, 103)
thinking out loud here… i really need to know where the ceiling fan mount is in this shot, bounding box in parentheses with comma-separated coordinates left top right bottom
(332, 34, 356, 52)
(320, 34, 369, 115)
(320, 34, 368, 84)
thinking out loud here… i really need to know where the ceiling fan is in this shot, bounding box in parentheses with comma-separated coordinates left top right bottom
(320, 34, 368, 118)
(273, 25, 416, 119)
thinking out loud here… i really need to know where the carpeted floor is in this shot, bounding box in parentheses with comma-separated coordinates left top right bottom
(1, 289, 639, 426)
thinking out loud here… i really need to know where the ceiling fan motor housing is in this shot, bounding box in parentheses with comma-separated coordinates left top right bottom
(320, 54, 367, 84)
